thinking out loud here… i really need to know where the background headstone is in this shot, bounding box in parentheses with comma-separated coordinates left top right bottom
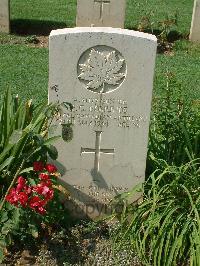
(0, 0, 10, 33)
(76, 0, 126, 28)
(190, 0, 200, 43)
(49, 28, 157, 218)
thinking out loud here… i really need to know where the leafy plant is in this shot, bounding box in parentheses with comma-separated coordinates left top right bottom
(25, 35, 39, 44)
(112, 72, 200, 265)
(0, 88, 65, 262)
(158, 13, 178, 44)
(0, 162, 70, 263)
(112, 159, 200, 266)
(0, 88, 59, 199)
(137, 12, 155, 33)
(148, 72, 200, 175)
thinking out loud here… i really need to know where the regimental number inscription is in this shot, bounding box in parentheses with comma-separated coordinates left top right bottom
(77, 46, 126, 94)
(58, 97, 146, 129)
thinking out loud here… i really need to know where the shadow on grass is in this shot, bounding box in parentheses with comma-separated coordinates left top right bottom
(11, 19, 71, 36)
(11, 19, 186, 43)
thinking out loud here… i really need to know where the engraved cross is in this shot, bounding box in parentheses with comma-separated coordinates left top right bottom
(94, 0, 110, 20)
(81, 131, 114, 172)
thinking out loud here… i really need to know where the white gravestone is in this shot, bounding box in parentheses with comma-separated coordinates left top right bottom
(0, 0, 10, 33)
(190, 0, 200, 43)
(76, 0, 126, 28)
(49, 28, 157, 218)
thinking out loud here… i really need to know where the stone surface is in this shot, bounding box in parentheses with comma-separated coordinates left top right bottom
(76, 0, 126, 28)
(190, 0, 200, 43)
(49, 27, 157, 218)
(0, 0, 10, 33)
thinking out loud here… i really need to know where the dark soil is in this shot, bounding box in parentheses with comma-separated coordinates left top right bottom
(2, 221, 141, 266)
(0, 34, 48, 48)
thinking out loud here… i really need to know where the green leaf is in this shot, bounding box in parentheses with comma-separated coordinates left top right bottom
(0, 156, 14, 171)
(9, 129, 23, 144)
(33, 134, 44, 146)
(12, 207, 20, 223)
(46, 145, 58, 160)
(0, 143, 14, 163)
(3, 88, 12, 146)
(43, 136, 60, 146)
(0, 247, 4, 263)
(19, 167, 33, 174)
(28, 178, 37, 186)
(0, 238, 6, 249)
(5, 234, 12, 246)
(1, 224, 12, 235)
(0, 211, 8, 223)
(28, 224, 39, 238)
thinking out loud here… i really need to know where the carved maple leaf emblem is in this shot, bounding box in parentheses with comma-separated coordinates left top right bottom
(78, 49, 125, 93)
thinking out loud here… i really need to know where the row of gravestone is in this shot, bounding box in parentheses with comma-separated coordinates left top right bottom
(0, 0, 200, 42)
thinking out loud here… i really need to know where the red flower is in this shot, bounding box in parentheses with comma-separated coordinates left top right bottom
(45, 188, 54, 200)
(16, 176, 26, 192)
(45, 164, 57, 173)
(6, 188, 19, 206)
(24, 185, 32, 195)
(29, 196, 47, 215)
(6, 188, 29, 207)
(29, 196, 43, 208)
(33, 161, 44, 172)
(39, 173, 50, 181)
(18, 192, 28, 207)
(44, 179, 52, 187)
(37, 207, 46, 215)
(33, 182, 54, 200)
(5, 162, 57, 216)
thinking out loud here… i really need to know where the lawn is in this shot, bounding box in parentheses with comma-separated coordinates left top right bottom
(155, 41, 200, 100)
(126, 0, 194, 34)
(0, 45, 48, 102)
(0, 0, 199, 103)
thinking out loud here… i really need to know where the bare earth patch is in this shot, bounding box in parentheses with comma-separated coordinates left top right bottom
(0, 34, 48, 48)
(3, 221, 141, 266)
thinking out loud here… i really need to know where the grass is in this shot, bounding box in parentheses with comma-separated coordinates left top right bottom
(0, 45, 48, 102)
(10, 0, 76, 33)
(125, 0, 194, 35)
(154, 41, 200, 100)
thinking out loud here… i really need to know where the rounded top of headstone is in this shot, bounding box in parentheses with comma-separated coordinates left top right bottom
(50, 27, 157, 43)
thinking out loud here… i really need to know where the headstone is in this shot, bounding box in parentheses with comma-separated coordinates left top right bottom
(49, 27, 157, 218)
(76, 0, 126, 28)
(190, 0, 200, 43)
(0, 0, 10, 33)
